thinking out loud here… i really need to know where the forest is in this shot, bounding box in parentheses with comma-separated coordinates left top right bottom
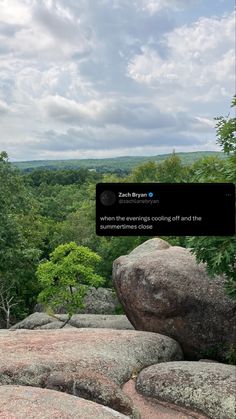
(0, 100, 235, 327)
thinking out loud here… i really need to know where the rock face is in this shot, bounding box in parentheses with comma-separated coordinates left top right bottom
(0, 385, 129, 419)
(112, 238, 236, 359)
(10, 313, 134, 330)
(34, 287, 120, 314)
(0, 329, 182, 418)
(136, 361, 236, 419)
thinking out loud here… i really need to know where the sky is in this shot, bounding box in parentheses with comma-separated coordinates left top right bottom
(0, 0, 235, 161)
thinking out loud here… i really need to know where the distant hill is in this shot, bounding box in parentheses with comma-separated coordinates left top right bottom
(13, 151, 226, 172)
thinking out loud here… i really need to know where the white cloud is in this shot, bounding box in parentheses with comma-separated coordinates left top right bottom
(0, 0, 31, 25)
(128, 12, 235, 103)
(139, 0, 195, 15)
(0, 98, 10, 114)
(0, 0, 233, 160)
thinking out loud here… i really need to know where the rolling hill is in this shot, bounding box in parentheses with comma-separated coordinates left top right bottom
(13, 151, 226, 172)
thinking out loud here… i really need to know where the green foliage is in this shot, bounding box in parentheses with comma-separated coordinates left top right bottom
(190, 156, 227, 182)
(215, 96, 236, 154)
(187, 236, 236, 298)
(129, 152, 191, 183)
(26, 168, 98, 187)
(129, 161, 159, 182)
(199, 343, 236, 365)
(224, 345, 236, 365)
(113, 303, 125, 315)
(156, 152, 191, 183)
(189, 97, 236, 299)
(37, 242, 104, 317)
(14, 151, 226, 172)
(0, 152, 44, 324)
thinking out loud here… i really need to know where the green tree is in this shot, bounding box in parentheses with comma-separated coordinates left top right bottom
(129, 161, 159, 183)
(156, 152, 191, 183)
(215, 96, 236, 154)
(0, 152, 43, 325)
(190, 156, 226, 183)
(188, 97, 236, 299)
(36, 242, 104, 326)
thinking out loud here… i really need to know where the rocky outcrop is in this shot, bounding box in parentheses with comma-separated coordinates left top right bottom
(10, 313, 134, 330)
(123, 379, 208, 419)
(0, 329, 182, 418)
(34, 287, 120, 314)
(0, 385, 129, 418)
(136, 361, 236, 419)
(113, 238, 236, 359)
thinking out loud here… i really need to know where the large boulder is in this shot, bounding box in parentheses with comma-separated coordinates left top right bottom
(10, 313, 134, 330)
(34, 287, 120, 314)
(136, 361, 236, 419)
(0, 329, 182, 418)
(112, 238, 236, 359)
(0, 385, 129, 418)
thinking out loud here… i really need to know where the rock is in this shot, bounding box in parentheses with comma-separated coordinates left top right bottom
(0, 329, 182, 418)
(0, 385, 129, 418)
(69, 314, 134, 330)
(123, 379, 208, 419)
(82, 287, 120, 314)
(136, 361, 236, 419)
(10, 312, 56, 330)
(36, 321, 76, 329)
(11, 313, 134, 330)
(34, 287, 120, 315)
(112, 238, 236, 359)
(198, 359, 219, 363)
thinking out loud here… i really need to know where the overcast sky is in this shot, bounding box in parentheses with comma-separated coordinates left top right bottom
(0, 0, 234, 161)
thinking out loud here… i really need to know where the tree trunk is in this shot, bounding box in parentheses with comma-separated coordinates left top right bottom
(59, 315, 71, 328)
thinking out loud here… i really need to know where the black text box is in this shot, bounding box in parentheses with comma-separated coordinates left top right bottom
(96, 183, 235, 236)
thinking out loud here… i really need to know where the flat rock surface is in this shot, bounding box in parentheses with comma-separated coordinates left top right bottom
(136, 361, 236, 419)
(0, 329, 182, 418)
(0, 385, 128, 419)
(10, 313, 134, 330)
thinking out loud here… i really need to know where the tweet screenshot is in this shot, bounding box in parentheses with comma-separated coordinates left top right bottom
(96, 183, 235, 236)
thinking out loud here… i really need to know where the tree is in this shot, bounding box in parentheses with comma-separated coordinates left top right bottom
(129, 161, 159, 183)
(0, 284, 19, 329)
(215, 96, 236, 154)
(0, 152, 43, 322)
(156, 151, 191, 183)
(36, 242, 104, 326)
(190, 156, 226, 183)
(188, 97, 236, 299)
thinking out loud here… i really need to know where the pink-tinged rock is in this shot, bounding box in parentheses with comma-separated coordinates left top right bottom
(123, 379, 208, 419)
(0, 328, 182, 418)
(0, 385, 129, 418)
(136, 361, 236, 419)
(112, 238, 236, 359)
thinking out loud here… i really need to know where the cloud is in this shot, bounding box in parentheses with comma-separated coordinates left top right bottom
(0, 0, 31, 25)
(40, 94, 210, 134)
(128, 12, 235, 104)
(33, 125, 204, 153)
(139, 0, 196, 15)
(0, 98, 10, 114)
(0, 21, 22, 37)
(32, 2, 93, 56)
(0, 0, 233, 160)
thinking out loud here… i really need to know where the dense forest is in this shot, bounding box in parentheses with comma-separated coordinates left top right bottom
(0, 100, 235, 327)
(13, 151, 226, 172)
